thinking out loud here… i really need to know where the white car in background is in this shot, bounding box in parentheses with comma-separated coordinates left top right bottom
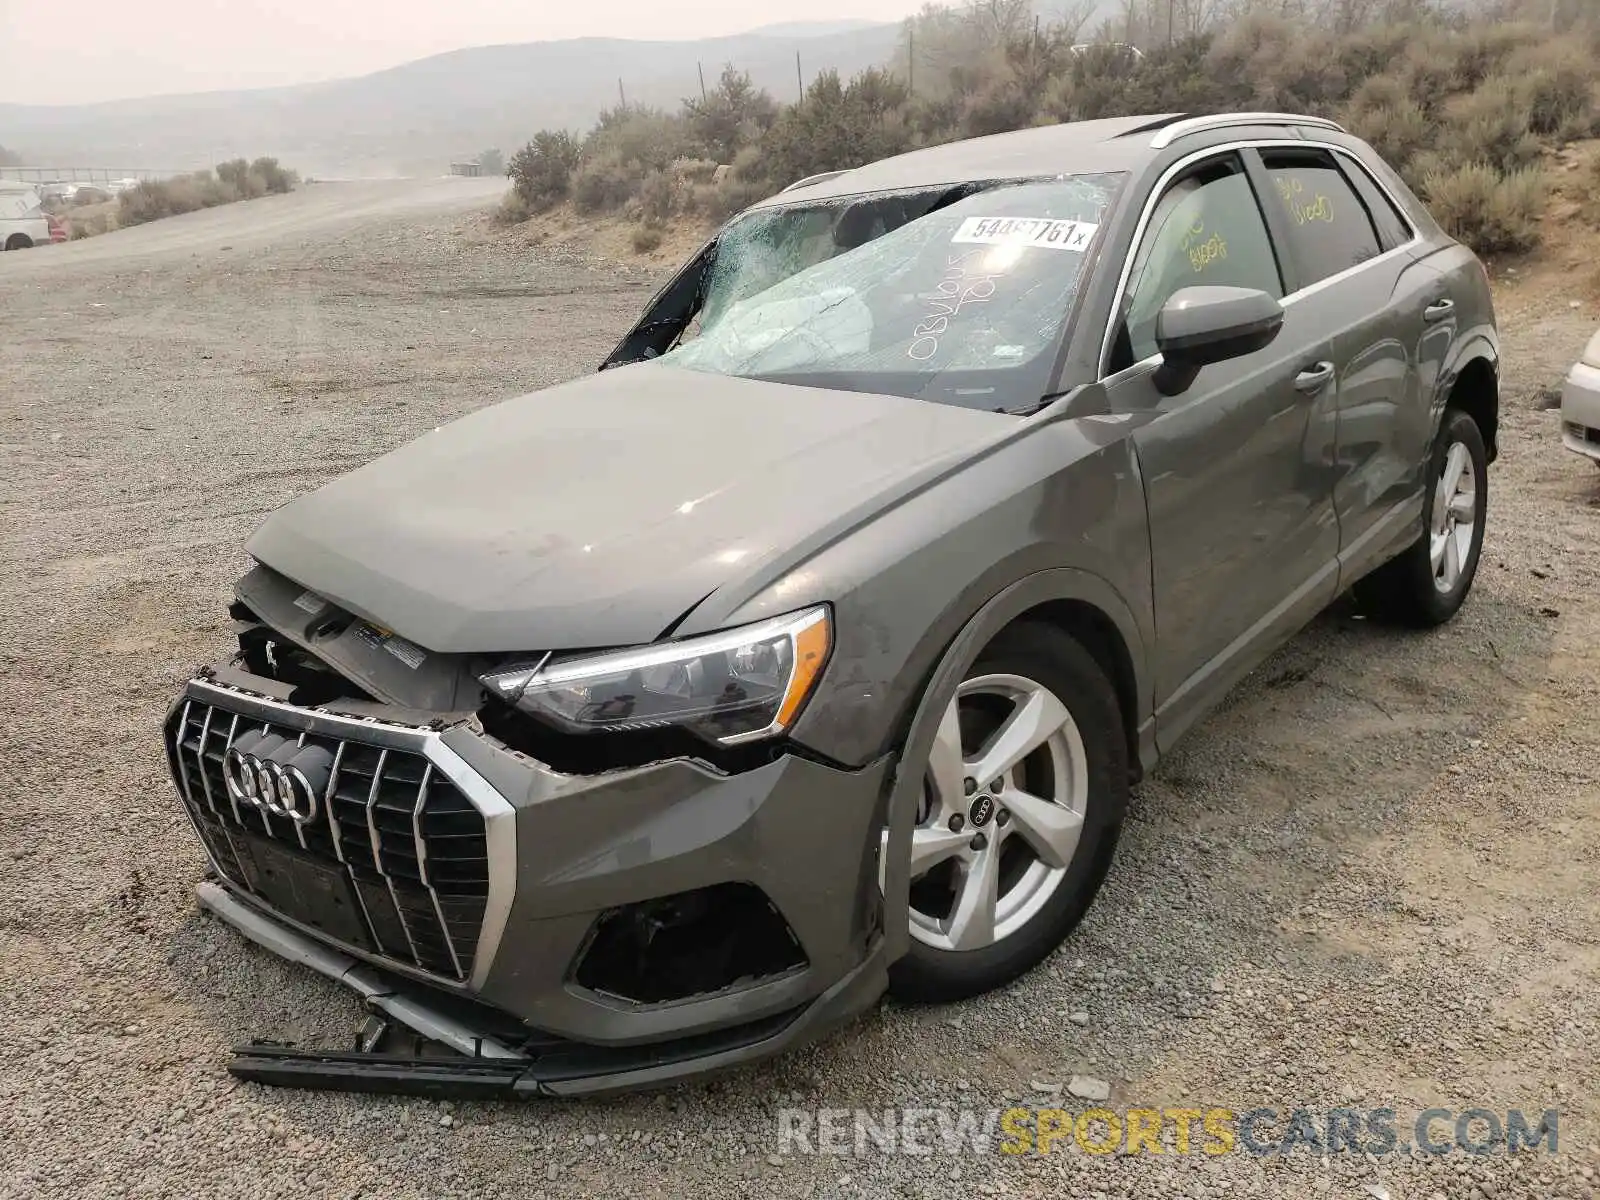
(1561, 328, 1600, 467)
(1, 184, 51, 250)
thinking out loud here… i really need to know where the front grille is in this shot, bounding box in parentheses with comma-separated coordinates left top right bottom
(167, 695, 488, 982)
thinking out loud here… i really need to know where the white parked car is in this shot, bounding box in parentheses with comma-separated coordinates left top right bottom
(1561, 328, 1600, 467)
(1, 184, 51, 250)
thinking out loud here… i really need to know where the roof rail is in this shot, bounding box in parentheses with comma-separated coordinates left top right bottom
(780, 169, 852, 194)
(1149, 112, 1346, 150)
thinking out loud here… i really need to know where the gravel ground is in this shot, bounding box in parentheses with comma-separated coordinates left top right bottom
(1, 183, 1598, 1200)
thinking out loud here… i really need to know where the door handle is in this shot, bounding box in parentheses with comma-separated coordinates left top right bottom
(1423, 298, 1455, 323)
(1294, 361, 1335, 393)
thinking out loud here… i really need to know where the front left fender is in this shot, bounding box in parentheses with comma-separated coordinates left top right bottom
(874, 565, 1151, 964)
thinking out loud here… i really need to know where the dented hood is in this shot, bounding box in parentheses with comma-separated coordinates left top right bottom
(245, 365, 1003, 653)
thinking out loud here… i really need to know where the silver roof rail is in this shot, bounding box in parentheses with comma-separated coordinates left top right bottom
(1149, 112, 1346, 149)
(780, 169, 852, 194)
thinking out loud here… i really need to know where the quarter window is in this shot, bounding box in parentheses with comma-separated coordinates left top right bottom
(1338, 154, 1414, 252)
(1260, 149, 1383, 287)
(1112, 157, 1283, 370)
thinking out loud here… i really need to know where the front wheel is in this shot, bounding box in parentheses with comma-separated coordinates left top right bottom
(885, 623, 1128, 1003)
(4, 234, 33, 251)
(1354, 407, 1488, 627)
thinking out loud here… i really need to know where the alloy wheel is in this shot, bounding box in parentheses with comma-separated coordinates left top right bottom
(883, 673, 1089, 953)
(1430, 440, 1478, 594)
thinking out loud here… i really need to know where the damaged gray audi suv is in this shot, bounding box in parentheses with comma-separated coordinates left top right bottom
(166, 111, 1499, 1096)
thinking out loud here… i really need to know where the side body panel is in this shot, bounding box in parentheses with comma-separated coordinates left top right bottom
(680, 413, 1158, 774)
(1111, 301, 1340, 747)
(1324, 247, 1438, 576)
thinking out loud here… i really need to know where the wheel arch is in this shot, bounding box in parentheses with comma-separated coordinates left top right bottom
(877, 567, 1151, 964)
(1438, 341, 1499, 464)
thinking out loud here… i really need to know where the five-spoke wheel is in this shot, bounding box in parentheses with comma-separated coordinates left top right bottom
(886, 622, 1128, 1002)
(1355, 407, 1487, 627)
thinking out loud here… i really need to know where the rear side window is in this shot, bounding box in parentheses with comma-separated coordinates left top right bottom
(1260, 150, 1382, 287)
(1339, 155, 1414, 251)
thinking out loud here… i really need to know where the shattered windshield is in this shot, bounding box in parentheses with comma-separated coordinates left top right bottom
(656, 174, 1123, 412)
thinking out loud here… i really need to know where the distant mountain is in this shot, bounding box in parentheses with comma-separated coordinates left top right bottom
(0, 25, 903, 180)
(746, 20, 892, 36)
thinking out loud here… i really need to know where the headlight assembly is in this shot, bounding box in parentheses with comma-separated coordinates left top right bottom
(479, 606, 831, 746)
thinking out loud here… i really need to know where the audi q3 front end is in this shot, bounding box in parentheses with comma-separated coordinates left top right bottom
(165, 112, 1498, 1094)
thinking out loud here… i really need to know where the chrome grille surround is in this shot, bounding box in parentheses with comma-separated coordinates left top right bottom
(166, 678, 514, 990)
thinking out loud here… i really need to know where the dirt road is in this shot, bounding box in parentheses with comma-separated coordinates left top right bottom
(1, 182, 1598, 1200)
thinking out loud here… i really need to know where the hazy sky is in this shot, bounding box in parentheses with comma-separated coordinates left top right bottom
(0, 0, 924, 106)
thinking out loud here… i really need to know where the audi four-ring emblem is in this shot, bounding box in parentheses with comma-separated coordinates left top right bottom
(223, 745, 321, 823)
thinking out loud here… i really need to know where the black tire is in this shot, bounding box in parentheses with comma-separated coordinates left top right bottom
(887, 621, 1128, 1003)
(4, 234, 33, 251)
(1353, 407, 1488, 627)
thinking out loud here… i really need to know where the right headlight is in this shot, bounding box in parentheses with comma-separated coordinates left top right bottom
(479, 605, 832, 746)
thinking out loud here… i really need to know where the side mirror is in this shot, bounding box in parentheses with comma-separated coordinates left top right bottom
(1152, 285, 1284, 396)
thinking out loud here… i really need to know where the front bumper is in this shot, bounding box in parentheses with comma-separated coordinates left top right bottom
(168, 670, 894, 1089)
(201, 880, 889, 1096)
(1560, 360, 1600, 462)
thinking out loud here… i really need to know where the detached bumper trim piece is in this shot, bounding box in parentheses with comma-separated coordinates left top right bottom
(200, 878, 887, 1096)
(198, 880, 524, 1060)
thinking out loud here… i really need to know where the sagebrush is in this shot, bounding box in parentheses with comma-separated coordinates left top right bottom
(118, 158, 298, 228)
(504, 0, 1600, 257)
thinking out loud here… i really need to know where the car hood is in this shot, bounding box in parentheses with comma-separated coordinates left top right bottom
(246, 364, 1006, 653)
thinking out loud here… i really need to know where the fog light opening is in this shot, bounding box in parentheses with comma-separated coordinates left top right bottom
(573, 883, 807, 1005)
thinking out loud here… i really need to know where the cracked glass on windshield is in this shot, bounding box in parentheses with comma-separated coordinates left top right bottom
(656, 174, 1123, 412)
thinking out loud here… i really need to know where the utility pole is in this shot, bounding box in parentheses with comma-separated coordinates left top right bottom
(796, 51, 804, 102)
(697, 61, 707, 102)
(908, 27, 914, 95)
(618, 78, 627, 109)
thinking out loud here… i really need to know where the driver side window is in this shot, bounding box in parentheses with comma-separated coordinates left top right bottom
(1110, 157, 1284, 372)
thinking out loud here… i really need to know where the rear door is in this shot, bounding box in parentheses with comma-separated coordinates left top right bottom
(1250, 146, 1441, 581)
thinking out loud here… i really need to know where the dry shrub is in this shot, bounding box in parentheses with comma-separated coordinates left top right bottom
(492, 7, 1590, 253)
(691, 145, 771, 221)
(630, 225, 664, 254)
(668, 157, 720, 186)
(1422, 164, 1546, 256)
(1507, 41, 1596, 137)
(571, 155, 639, 215)
(114, 160, 298, 227)
(1341, 76, 1433, 179)
(1333, 22, 1412, 87)
(1395, 34, 1466, 117)
(1436, 79, 1543, 176)
(1208, 16, 1344, 113)
(633, 170, 680, 224)
(1446, 21, 1542, 90)
(507, 131, 581, 212)
(495, 189, 532, 225)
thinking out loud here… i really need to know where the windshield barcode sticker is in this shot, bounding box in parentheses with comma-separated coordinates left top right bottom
(952, 217, 1098, 251)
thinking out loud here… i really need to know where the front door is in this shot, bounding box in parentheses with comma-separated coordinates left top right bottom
(1101, 151, 1341, 748)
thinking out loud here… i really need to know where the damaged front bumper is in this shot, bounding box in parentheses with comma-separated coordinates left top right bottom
(202, 881, 888, 1097)
(168, 669, 894, 1094)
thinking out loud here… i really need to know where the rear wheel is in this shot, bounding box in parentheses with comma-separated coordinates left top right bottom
(4, 234, 33, 251)
(1354, 408, 1487, 627)
(885, 623, 1127, 1003)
